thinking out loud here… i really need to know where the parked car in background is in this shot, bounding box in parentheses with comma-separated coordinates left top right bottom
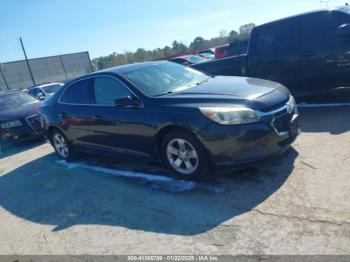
(214, 44, 229, 59)
(198, 52, 215, 60)
(169, 55, 208, 66)
(193, 6, 350, 96)
(0, 90, 42, 143)
(28, 82, 63, 100)
(198, 48, 215, 55)
(40, 61, 299, 180)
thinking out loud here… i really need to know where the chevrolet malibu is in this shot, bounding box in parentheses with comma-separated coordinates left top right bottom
(40, 61, 299, 180)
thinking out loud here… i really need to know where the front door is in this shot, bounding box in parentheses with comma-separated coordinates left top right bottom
(88, 76, 154, 155)
(299, 11, 350, 92)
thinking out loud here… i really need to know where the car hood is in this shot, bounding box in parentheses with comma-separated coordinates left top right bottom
(168, 76, 283, 99)
(0, 101, 40, 122)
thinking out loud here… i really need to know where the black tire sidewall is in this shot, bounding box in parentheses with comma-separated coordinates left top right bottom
(161, 130, 209, 180)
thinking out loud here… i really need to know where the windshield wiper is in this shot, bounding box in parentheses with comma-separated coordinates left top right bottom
(187, 77, 212, 88)
(154, 77, 213, 97)
(153, 91, 175, 97)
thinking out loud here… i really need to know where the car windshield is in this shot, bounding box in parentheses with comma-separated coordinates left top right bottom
(186, 55, 207, 63)
(121, 62, 211, 97)
(0, 92, 38, 111)
(42, 84, 62, 94)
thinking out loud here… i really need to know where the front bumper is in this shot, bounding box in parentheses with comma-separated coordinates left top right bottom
(197, 108, 300, 168)
(0, 126, 42, 142)
(0, 115, 43, 142)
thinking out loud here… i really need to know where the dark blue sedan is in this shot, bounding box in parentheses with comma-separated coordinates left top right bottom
(40, 61, 299, 180)
(0, 90, 42, 143)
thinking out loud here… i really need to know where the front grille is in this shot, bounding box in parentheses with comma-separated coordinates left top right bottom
(272, 113, 293, 134)
(26, 114, 42, 134)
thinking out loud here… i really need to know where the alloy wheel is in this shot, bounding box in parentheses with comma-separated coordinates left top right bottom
(166, 138, 198, 175)
(53, 133, 69, 158)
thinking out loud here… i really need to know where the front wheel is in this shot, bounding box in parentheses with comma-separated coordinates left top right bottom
(161, 130, 209, 180)
(50, 129, 76, 160)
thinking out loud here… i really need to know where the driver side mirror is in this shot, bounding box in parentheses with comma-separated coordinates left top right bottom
(337, 24, 350, 37)
(36, 92, 46, 101)
(115, 96, 141, 108)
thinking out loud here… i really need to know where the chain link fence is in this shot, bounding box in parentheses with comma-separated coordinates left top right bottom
(0, 51, 93, 90)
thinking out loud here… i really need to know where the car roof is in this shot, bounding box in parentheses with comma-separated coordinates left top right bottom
(259, 6, 350, 27)
(30, 82, 63, 89)
(172, 55, 200, 60)
(98, 61, 167, 74)
(64, 61, 170, 86)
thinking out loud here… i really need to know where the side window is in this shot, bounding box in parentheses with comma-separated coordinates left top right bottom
(254, 19, 299, 59)
(93, 77, 132, 105)
(60, 79, 93, 104)
(29, 88, 38, 97)
(301, 11, 350, 51)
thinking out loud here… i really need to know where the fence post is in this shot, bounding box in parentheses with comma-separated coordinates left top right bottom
(0, 63, 10, 90)
(20, 37, 36, 86)
(59, 55, 68, 80)
(86, 51, 94, 72)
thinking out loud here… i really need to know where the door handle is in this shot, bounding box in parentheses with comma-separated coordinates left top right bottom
(302, 51, 314, 58)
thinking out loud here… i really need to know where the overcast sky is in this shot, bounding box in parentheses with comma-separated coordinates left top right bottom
(0, 0, 348, 61)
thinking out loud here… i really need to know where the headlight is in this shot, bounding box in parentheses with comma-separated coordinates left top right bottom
(0, 120, 23, 129)
(199, 107, 260, 125)
(286, 95, 297, 114)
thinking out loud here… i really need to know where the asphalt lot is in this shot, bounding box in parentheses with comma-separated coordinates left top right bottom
(0, 106, 349, 255)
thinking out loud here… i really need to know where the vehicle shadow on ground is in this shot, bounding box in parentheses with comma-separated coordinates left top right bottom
(298, 106, 350, 135)
(0, 147, 298, 235)
(0, 139, 45, 159)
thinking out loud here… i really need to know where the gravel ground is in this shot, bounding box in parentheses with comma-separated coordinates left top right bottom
(0, 106, 349, 255)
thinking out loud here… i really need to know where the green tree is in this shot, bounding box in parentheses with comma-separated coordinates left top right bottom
(228, 30, 239, 42)
(91, 22, 256, 70)
(239, 23, 256, 38)
(190, 36, 205, 51)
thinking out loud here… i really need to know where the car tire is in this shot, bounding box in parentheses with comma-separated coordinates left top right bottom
(160, 129, 210, 180)
(50, 129, 76, 160)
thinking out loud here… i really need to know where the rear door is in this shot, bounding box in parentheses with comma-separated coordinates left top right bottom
(299, 11, 350, 92)
(249, 18, 301, 93)
(57, 78, 97, 146)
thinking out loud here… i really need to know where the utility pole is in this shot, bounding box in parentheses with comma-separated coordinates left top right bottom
(0, 62, 10, 90)
(20, 37, 36, 85)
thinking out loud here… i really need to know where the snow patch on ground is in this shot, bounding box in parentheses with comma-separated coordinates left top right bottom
(57, 160, 225, 193)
